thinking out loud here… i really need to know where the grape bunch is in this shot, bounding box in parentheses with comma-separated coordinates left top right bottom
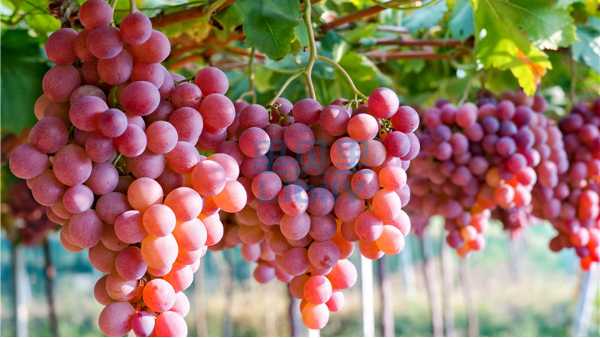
(1, 180, 57, 245)
(202, 87, 419, 329)
(534, 100, 600, 270)
(9, 0, 240, 335)
(407, 91, 548, 257)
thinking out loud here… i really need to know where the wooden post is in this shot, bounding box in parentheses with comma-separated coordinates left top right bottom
(361, 254, 375, 337)
(265, 285, 276, 336)
(14, 245, 29, 337)
(420, 231, 443, 337)
(441, 239, 456, 337)
(223, 250, 235, 337)
(459, 258, 478, 337)
(288, 289, 302, 337)
(401, 236, 417, 297)
(571, 264, 599, 337)
(378, 256, 395, 337)
(43, 241, 59, 336)
(195, 258, 208, 337)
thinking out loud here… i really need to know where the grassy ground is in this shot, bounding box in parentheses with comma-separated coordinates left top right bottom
(1, 220, 598, 337)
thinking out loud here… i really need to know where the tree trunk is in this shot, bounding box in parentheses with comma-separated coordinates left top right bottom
(195, 258, 208, 337)
(13, 245, 29, 337)
(43, 240, 59, 336)
(401, 236, 416, 297)
(441, 239, 456, 337)
(419, 231, 443, 337)
(570, 264, 599, 337)
(459, 258, 478, 337)
(378, 256, 395, 337)
(361, 254, 375, 337)
(223, 250, 235, 337)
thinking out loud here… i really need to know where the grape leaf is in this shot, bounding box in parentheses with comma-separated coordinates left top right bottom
(213, 2, 244, 41)
(404, 0, 448, 33)
(294, 24, 309, 47)
(572, 18, 600, 74)
(449, 0, 474, 41)
(1, 30, 48, 135)
(472, 0, 553, 95)
(238, 0, 302, 60)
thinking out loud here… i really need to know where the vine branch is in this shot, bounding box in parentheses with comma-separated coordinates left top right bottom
(150, 0, 238, 28)
(316, 55, 368, 102)
(304, 0, 317, 100)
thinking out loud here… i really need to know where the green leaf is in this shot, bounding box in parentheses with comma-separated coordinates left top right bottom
(338, 51, 393, 97)
(449, 0, 474, 41)
(1, 30, 48, 135)
(404, 0, 448, 33)
(160, 18, 212, 43)
(238, 0, 302, 60)
(572, 19, 600, 73)
(294, 24, 309, 47)
(26, 14, 60, 37)
(472, 0, 553, 95)
(213, 2, 245, 41)
(342, 23, 376, 44)
(349, 0, 371, 9)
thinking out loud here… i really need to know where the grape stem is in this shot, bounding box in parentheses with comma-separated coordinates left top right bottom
(373, 0, 443, 11)
(267, 71, 305, 106)
(304, 0, 318, 101)
(129, 0, 139, 13)
(110, 0, 119, 10)
(112, 152, 122, 166)
(316, 55, 369, 102)
(238, 47, 257, 104)
(202, 0, 229, 20)
(457, 76, 473, 106)
(175, 76, 195, 86)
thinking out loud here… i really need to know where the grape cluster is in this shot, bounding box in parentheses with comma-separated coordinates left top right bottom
(2, 180, 57, 245)
(533, 100, 600, 270)
(203, 87, 419, 329)
(408, 91, 549, 257)
(8, 0, 422, 334)
(9, 0, 239, 335)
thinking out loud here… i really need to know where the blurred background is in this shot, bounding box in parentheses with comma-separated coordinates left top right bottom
(1, 217, 599, 336)
(1, 0, 600, 336)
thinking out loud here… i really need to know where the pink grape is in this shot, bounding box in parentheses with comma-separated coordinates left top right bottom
(131, 311, 155, 337)
(302, 303, 329, 330)
(280, 247, 310, 276)
(115, 246, 147, 281)
(390, 106, 419, 133)
(330, 137, 361, 170)
(45, 28, 78, 64)
(358, 240, 384, 259)
(284, 123, 315, 154)
(351, 169, 379, 199)
(401, 133, 420, 161)
(348, 113, 379, 141)
(172, 218, 207, 251)
(359, 140, 387, 167)
(98, 49, 133, 85)
(372, 189, 401, 220)
(239, 127, 271, 158)
(28, 116, 67, 153)
(304, 275, 333, 304)
(252, 171, 282, 200)
(320, 104, 350, 136)
(130, 62, 164, 88)
(354, 211, 384, 242)
(81, 59, 102, 86)
(169, 107, 204, 143)
(253, 263, 275, 283)
(121, 81, 160, 116)
(164, 263, 193, 292)
(300, 145, 331, 176)
(9, 144, 48, 179)
(120, 12, 152, 45)
(155, 312, 187, 337)
(165, 141, 201, 175)
(98, 109, 127, 138)
(68, 209, 103, 248)
(376, 225, 405, 255)
(239, 104, 269, 129)
(95, 192, 132, 224)
(195, 67, 229, 95)
(87, 26, 123, 59)
(292, 99, 321, 125)
(43, 65, 81, 103)
(146, 101, 174, 125)
(79, 0, 113, 29)
(114, 210, 148, 243)
(141, 235, 178, 270)
(191, 160, 227, 197)
(62, 184, 94, 214)
(85, 162, 119, 195)
(326, 259, 357, 289)
(198, 93, 235, 132)
(278, 184, 309, 216)
(384, 131, 410, 158)
(145, 121, 178, 154)
(196, 129, 227, 152)
(164, 187, 203, 222)
(98, 302, 136, 337)
(158, 68, 175, 100)
(308, 214, 337, 241)
(215, 141, 244, 165)
(128, 30, 170, 63)
(368, 88, 399, 118)
(53, 144, 92, 186)
(172, 83, 203, 109)
(334, 191, 365, 222)
(144, 279, 176, 312)
(29, 169, 65, 206)
(70, 96, 108, 132)
(115, 124, 147, 157)
(74, 29, 96, 61)
(280, 212, 311, 240)
(85, 131, 116, 162)
(128, 177, 163, 212)
(306, 187, 335, 216)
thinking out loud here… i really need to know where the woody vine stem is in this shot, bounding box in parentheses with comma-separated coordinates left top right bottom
(267, 0, 368, 106)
